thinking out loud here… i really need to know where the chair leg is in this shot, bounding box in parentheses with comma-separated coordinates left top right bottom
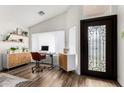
(32, 61, 44, 73)
(40, 69, 43, 72)
(32, 70, 34, 73)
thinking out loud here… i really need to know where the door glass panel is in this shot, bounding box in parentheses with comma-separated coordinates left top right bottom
(88, 25, 106, 72)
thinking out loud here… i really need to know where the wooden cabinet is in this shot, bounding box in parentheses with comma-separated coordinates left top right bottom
(8, 54, 18, 68)
(59, 53, 67, 70)
(59, 53, 75, 71)
(3, 53, 31, 69)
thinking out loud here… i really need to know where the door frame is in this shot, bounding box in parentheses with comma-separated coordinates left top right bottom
(80, 15, 117, 80)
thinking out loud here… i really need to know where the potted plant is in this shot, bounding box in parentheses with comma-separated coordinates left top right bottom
(3, 34, 10, 41)
(24, 32, 28, 36)
(10, 47, 17, 53)
(22, 47, 25, 52)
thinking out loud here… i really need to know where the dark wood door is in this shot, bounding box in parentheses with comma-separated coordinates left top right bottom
(80, 15, 117, 80)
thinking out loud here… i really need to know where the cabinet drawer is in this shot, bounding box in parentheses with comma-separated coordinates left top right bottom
(21, 53, 31, 64)
(59, 54, 67, 70)
(7, 53, 31, 68)
(8, 54, 18, 68)
(59, 54, 63, 66)
(62, 54, 67, 70)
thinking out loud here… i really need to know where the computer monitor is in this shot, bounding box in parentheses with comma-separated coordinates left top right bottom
(41, 46, 49, 51)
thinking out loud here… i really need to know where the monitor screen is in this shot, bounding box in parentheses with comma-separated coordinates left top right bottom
(41, 46, 49, 51)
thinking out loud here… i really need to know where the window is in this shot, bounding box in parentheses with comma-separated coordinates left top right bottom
(31, 31, 65, 53)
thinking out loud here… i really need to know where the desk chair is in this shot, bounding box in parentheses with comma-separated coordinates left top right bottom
(31, 52, 46, 73)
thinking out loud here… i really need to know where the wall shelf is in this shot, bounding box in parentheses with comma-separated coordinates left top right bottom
(10, 33, 29, 38)
(1, 40, 24, 43)
(0, 33, 29, 43)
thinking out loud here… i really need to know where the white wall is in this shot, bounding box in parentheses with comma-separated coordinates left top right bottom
(69, 26, 76, 54)
(117, 6, 124, 86)
(54, 31, 65, 53)
(31, 34, 39, 52)
(66, 6, 82, 74)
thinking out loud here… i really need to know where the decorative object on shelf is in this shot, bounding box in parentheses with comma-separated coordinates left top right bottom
(16, 28, 22, 35)
(5, 34, 10, 40)
(22, 31, 25, 36)
(15, 27, 29, 36)
(22, 47, 26, 52)
(24, 31, 28, 36)
(9, 47, 18, 53)
(18, 39, 23, 42)
(3, 33, 26, 43)
(21, 31, 28, 36)
(22, 47, 28, 52)
(11, 31, 18, 34)
(63, 48, 69, 53)
(7, 46, 22, 54)
(2, 29, 28, 43)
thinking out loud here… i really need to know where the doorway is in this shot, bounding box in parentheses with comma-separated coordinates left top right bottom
(80, 15, 117, 80)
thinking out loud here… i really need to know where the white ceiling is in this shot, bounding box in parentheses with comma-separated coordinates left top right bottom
(0, 5, 70, 28)
(83, 5, 110, 17)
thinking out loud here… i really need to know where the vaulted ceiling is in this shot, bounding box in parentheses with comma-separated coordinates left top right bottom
(0, 5, 70, 28)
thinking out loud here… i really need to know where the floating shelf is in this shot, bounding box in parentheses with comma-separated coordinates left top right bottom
(10, 33, 29, 37)
(0, 33, 28, 43)
(1, 40, 24, 43)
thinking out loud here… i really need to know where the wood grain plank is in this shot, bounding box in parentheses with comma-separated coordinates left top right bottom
(4, 63, 120, 87)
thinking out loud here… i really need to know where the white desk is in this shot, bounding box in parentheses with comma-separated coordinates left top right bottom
(39, 52, 56, 70)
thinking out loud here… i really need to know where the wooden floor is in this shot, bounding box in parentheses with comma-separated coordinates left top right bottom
(3, 63, 120, 87)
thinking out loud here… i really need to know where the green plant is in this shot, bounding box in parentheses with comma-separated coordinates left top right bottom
(5, 35, 10, 40)
(10, 47, 17, 51)
(22, 47, 28, 52)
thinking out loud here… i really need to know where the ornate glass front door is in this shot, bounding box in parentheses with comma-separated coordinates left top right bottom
(88, 25, 106, 72)
(81, 15, 117, 79)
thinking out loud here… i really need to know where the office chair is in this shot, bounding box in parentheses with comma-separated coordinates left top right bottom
(31, 52, 46, 73)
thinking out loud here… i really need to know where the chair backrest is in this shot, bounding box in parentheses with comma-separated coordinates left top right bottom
(31, 52, 46, 61)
